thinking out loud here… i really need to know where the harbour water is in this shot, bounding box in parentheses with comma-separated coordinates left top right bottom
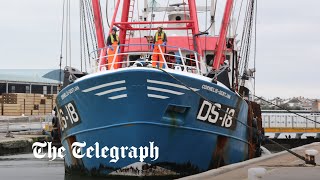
(0, 154, 64, 180)
(0, 153, 174, 180)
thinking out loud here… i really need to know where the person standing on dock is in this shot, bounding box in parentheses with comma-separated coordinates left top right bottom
(152, 26, 167, 68)
(107, 27, 120, 70)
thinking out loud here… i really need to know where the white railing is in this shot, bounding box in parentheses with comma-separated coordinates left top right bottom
(262, 113, 320, 128)
(89, 44, 207, 75)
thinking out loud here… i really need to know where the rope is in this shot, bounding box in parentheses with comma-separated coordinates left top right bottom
(155, 67, 315, 164)
(202, 0, 217, 34)
(254, 95, 320, 125)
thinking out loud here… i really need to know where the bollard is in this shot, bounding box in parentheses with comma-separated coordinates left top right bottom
(28, 116, 31, 131)
(5, 118, 14, 138)
(248, 167, 267, 180)
(305, 149, 318, 165)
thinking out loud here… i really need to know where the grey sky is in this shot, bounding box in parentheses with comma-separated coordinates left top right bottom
(0, 0, 319, 99)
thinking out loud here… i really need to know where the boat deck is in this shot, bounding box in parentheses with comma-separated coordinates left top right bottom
(181, 142, 320, 180)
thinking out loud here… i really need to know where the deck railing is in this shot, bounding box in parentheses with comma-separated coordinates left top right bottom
(89, 44, 207, 75)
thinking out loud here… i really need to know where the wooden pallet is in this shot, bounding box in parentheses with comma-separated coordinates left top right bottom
(3, 104, 21, 116)
(1, 93, 58, 116)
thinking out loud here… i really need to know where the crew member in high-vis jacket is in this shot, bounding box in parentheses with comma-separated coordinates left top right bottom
(152, 26, 167, 68)
(107, 27, 120, 69)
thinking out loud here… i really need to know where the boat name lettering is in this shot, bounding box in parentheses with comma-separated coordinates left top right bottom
(196, 98, 238, 130)
(202, 85, 231, 99)
(61, 86, 80, 100)
(58, 101, 81, 132)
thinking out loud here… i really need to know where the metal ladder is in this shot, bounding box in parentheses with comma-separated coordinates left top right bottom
(187, 28, 194, 51)
(124, 0, 136, 51)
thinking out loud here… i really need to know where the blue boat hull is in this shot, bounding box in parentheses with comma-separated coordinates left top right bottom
(56, 68, 249, 177)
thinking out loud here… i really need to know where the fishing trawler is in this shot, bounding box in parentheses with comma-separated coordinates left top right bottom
(57, 0, 262, 177)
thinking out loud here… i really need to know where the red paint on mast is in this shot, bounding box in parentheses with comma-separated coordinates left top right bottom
(92, 0, 107, 70)
(109, 0, 121, 34)
(118, 0, 130, 54)
(188, 0, 202, 55)
(92, 0, 106, 49)
(213, 0, 234, 70)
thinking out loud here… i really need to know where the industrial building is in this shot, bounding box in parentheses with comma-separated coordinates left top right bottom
(0, 69, 62, 95)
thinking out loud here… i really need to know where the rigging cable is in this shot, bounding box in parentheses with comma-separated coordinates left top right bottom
(254, 95, 320, 125)
(87, 0, 98, 44)
(98, 0, 106, 45)
(162, 0, 170, 22)
(238, 0, 250, 73)
(68, 0, 72, 66)
(65, 0, 69, 66)
(204, 0, 208, 56)
(79, 0, 83, 71)
(81, 0, 92, 68)
(201, 0, 216, 34)
(148, 0, 156, 39)
(242, 0, 254, 76)
(238, 0, 254, 87)
(235, 0, 245, 33)
(59, 0, 66, 84)
(253, 0, 257, 97)
(238, 0, 250, 74)
(105, 0, 111, 28)
(136, 0, 143, 51)
(84, 0, 98, 53)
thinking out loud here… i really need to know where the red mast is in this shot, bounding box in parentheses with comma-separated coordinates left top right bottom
(91, 0, 205, 68)
(212, 0, 234, 71)
(92, 0, 107, 70)
(188, 0, 202, 55)
(92, 0, 106, 49)
(111, 0, 202, 54)
(118, 0, 130, 54)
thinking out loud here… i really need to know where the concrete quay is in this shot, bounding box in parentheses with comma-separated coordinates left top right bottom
(0, 132, 51, 155)
(181, 143, 320, 180)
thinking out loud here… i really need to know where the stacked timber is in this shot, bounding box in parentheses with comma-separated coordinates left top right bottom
(3, 104, 21, 116)
(0, 93, 57, 116)
(0, 98, 3, 115)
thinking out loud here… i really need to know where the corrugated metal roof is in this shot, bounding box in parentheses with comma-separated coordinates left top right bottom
(0, 69, 63, 84)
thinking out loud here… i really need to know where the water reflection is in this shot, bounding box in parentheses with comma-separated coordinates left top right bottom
(0, 153, 176, 180)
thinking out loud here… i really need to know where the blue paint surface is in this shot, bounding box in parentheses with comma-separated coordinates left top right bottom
(56, 68, 249, 176)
